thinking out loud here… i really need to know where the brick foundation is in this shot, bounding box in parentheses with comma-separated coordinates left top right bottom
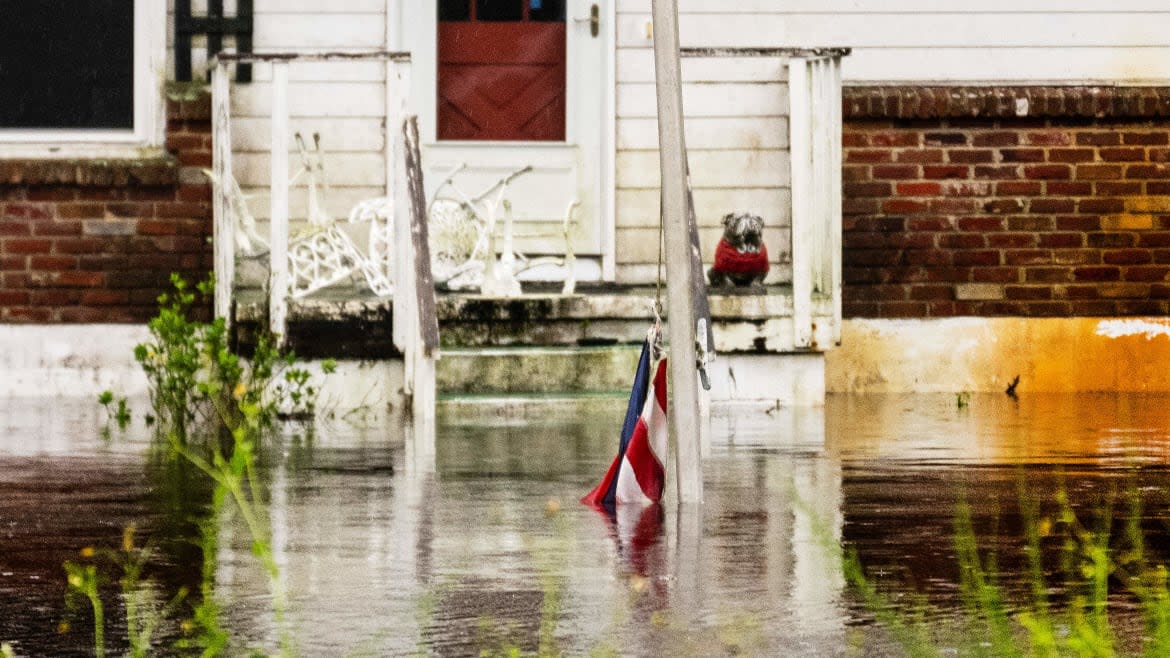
(842, 86, 1170, 318)
(0, 94, 213, 323)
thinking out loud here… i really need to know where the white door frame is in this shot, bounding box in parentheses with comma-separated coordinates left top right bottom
(397, 0, 617, 281)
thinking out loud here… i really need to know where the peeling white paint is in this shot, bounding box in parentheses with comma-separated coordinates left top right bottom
(1095, 319, 1170, 340)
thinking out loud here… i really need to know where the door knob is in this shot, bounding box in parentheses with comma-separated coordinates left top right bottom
(573, 3, 600, 38)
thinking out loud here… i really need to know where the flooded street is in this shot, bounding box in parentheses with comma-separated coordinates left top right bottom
(4, 393, 1170, 655)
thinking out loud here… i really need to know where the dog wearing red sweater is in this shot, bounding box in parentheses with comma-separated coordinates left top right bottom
(707, 212, 769, 287)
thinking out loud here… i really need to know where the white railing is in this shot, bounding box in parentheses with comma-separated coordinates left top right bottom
(680, 47, 848, 351)
(210, 50, 412, 336)
(210, 51, 437, 423)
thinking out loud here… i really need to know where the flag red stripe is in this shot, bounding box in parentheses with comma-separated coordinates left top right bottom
(624, 419, 664, 501)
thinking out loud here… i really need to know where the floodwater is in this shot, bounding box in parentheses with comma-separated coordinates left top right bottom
(4, 393, 1170, 656)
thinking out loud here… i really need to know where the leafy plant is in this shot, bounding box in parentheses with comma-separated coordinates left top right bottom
(97, 390, 132, 432)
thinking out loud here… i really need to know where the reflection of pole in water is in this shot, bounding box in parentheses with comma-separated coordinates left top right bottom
(790, 456, 844, 635)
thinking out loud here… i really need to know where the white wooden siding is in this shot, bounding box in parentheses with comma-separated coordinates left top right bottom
(615, 0, 1170, 84)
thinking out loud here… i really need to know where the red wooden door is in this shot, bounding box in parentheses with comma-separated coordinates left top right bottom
(438, 0, 566, 141)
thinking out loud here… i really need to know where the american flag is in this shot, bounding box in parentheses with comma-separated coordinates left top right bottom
(582, 339, 668, 506)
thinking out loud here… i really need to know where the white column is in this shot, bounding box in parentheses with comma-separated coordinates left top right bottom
(269, 62, 290, 340)
(788, 57, 813, 349)
(211, 61, 234, 325)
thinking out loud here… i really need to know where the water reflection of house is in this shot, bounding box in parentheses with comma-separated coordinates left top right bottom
(3, 1, 1170, 401)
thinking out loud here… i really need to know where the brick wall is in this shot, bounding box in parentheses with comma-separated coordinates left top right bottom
(0, 94, 213, 322)
(842, 86, 1170, 318)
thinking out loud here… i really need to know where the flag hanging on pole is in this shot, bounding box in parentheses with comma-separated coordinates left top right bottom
(582, 336, 669, 506)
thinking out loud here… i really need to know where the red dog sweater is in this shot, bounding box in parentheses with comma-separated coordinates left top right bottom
(713, 239, 769, 277)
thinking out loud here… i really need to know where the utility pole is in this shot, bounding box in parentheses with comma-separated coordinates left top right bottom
(651, 0, 703, 504)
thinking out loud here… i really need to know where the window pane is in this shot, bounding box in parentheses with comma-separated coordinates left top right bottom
(529, 0, 564, 22)
(438, 0, 470, 21)
(0, 0, 134, 129)
(475, 0, 522, 21)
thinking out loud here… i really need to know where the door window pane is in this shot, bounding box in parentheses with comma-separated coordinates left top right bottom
(529, 0, 564, 22)
(438, 0, 470, 21)
(475, 0, 522, 21)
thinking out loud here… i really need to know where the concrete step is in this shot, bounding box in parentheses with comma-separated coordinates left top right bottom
(437, 345, 642, 396)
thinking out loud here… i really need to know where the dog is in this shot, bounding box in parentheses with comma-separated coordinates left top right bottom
(707, 212, 769, 287)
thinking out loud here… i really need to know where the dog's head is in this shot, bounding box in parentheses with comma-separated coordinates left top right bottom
(720, 212, 764, 253)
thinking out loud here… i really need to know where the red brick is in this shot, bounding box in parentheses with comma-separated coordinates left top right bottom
(1089, 233, 1137, 248)
(944, 181, 993, 196)
(1139, 232, 1170, 247)
(896, 182, 941, 196)
(908, 216, 953, 231)
(1005, 285, 1052, 300)
(0, 291, 30, 305)
(178, 151, 213, 168)
(1024, 164, 1071, 180)
(1076, 199, 1125, 214)
(33, 220, 83, 237)
(1095, 182, 1142, 196)
(1077, 131, 1121, 146)
(58, 271, 105, 287)
(55, 203, 104, 219)
(1069, 301, 1118, 315)
(53, 238, 104, 255)
(909, 285, 954, 301)
(973, 132, 1019, 147)
(1047, 181, 1093, 195)
(29, 256, 76, 271)
(924, 132, 968, 146)
(1029, 199, 1077, 213)
(988, 233, 1036, 248)
(176, 185, 211, 202)
(1104, 249, 1153, 265)
(997, 181, 1043, 196)
(1026, 267, 1072, 283)
(1074, 266, 1121, 281)
(4, 204, 51, 220)
(973, 266, 1020, 282)
(896, 149, 945, 164)
(843, 198, 880, 215)
(1124, 266, 1170, 281)
(974, 165, 1021, 180)
(1005, 249, 1052, 266)
(842, 164, 871, 182)
(948, 149, 995, 164)
(923, 165, 970, 179)
(1099, 147, 1146, 162)
(1123, 132, 1169, 146)
(5, 307, 54, 322)
(842, 133, 868, 148)
(870, 132, 920, 147)
(1025, 131, 1072, 146)
(845, 182, 892, 197)
(79, 290, 128, 305)
(954, 250, 1000, 266)
(0, 221, 30, 236)
(882, 199, 929, 213)
(1001, 148, 1045, 163)
(4, 239, 51, 254)
(30, 289, 81, 306)
(958, 216, 1005, 231)
(1126, 164, 1170, 179)
(1048, 148, 1095, 164)
(983, 199, 1024, 214)
(939, 233, 986, 248)
(1038, 233, 1084, 248)
(1077, 164, 1124, 180)
(1054, 249, 1101, 265)
(904, 251, 953, 266)
(880, 302, 929, 317)
(930, 198, 978, 214)
(871, 164, 920, 179)
(846, 149, 893, 164)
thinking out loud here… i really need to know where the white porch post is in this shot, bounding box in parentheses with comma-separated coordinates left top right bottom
(268, 62, 291, 340)
(788, 56, 813, 349)
(211, 61, 234, 325)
